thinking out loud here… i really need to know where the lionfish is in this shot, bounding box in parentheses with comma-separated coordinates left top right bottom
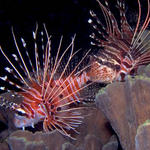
(88, 0, 150, 83)
(0, 24, 92, 139)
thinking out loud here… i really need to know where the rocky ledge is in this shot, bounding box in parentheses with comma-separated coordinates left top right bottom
(96, 65, 150, 150)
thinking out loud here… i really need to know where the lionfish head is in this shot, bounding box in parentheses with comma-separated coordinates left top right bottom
(0, 96, 39, 129)
(14, 105, 33, 129)
(88, 0, 150, 82)
(13, 102, 46, 129)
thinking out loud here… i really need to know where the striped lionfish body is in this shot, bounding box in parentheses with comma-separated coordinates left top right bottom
(0, 25, 91, 139)
(88, 0, 150, 83)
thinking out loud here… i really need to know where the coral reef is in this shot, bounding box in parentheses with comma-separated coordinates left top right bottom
(96, 65, 150, 150)
(102, 135, 118, 150)
(135, 120, 150, 150)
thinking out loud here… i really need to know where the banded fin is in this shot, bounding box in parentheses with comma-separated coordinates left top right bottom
(0, 24, 49, 93)
(116, 0, 133, 40)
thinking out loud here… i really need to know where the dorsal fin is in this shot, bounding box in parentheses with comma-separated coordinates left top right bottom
(117, 0, 133, 40)
(88, 0, 130, 55)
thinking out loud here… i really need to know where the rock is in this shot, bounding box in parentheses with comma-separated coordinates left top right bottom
(96, 75, 150, 150)
(0, 142, 9, 150)
(83, 134, 102, 150)
(62, 142, 77, 150)
(137, 64, 150, 78)
(135, 120, 150, 150)
(0, 130, 9, 143)
(102, 135, 118, 150)
(76, 108, 113, 145)
(0, 113, 6, 127)
(7, 130, 67, 150)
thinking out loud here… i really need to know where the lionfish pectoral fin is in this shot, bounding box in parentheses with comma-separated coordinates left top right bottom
(43, 116, 77, 140)
(54, 121, 77, 140)
(43, 118, 53, 132)
(54, 122, 77, 140)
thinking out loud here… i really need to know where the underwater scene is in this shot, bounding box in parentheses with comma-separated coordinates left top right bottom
(0, 0, 150, 150)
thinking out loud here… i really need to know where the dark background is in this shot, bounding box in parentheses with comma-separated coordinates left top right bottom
(0, 0, 148, 75)
(0, 0, 95, 50)
(0, 0, 144, 50)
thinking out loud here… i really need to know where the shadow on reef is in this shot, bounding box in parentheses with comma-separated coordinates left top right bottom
(1, 65, 150, 150)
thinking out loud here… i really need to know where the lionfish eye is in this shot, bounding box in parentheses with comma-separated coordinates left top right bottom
(15, 108, 27, 116)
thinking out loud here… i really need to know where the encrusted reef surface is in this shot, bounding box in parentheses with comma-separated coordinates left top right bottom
(96, 65, 150, 150)
(1, 65, 150, 150)
(135, 120, 150, 150)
